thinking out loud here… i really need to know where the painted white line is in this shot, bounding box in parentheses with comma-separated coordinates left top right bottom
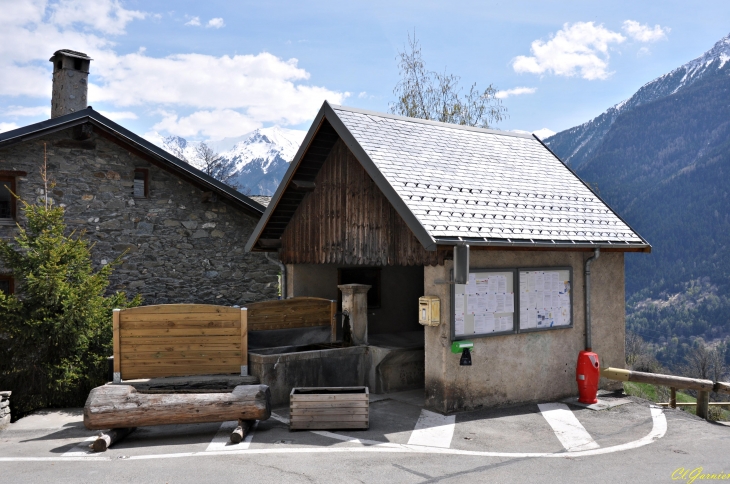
(538, 402, 600, 452)
(62, 435, 99, 457)
(407, 409, 456, 448)
(206, 421, 258, 451)
(272, 412, 399, 447)
(0, 406, 667, 462)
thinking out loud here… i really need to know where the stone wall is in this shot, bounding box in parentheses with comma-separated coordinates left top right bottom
(0, 128, 279, 306)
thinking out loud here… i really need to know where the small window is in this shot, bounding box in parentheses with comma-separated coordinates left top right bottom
(0, 177, 16, 220)
(133, 169, 149, 198)
(0, 275, 13, 295)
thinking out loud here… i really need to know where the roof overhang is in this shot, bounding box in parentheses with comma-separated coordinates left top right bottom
(245, 101, 438, 253)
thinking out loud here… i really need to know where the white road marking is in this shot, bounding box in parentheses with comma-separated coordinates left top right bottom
(0, 406, 667, 462)
(206, 421, 258, 451)
(538, 402, 600, 452)
(62, 435, 98, 457)
(407, 409, 456, 448)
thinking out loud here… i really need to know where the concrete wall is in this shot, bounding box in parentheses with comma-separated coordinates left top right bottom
(0, 129, 279, 306)
(424, 250, 625, 413)
(287, 263, 424, 335)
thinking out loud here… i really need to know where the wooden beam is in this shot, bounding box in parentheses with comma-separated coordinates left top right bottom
(113, 309, 121, 382)
(241, 308, 248, 376)
(84, 384, 271, 430)
(601, 367, 714, 392)
(292, 180, 316, 191)
(230, 419, 255, 444)
(92, 427, 136, 452)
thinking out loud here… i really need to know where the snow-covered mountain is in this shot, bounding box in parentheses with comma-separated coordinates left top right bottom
(218, 127, 305, 196)
(545, 33, 730, 168)
(161, 126, 306, 196)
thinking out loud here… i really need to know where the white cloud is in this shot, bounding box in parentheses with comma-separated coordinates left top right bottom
(0, 122, 20, 133)
(207, 18, 224, 29)
(153, 109, 261, 139)
(532, 128, 556, 140)
(495, 87, 537, 99)
(50, 0, 145, 35)
(358, 91, 368, 99)
(0, 1, 346, 140)
(3, 105, 50, 117)
(98, 110, 138, 121)
(513, 22, 626, 80)
(622, 20, 670, 43)
(185, 16, 201, 26)
(637, 46, 651, 57)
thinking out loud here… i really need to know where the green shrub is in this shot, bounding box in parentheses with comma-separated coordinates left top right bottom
(0, 198, 140, 420)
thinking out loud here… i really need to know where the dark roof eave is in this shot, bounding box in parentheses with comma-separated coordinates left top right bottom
(0, 108, 265, 216)
(244, 103, 330, 252)
(434, 236, 652, 252)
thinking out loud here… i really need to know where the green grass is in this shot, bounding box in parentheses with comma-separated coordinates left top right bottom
(623, 382, 730, 420)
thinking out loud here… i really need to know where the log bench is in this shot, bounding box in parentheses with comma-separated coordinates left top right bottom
(84, 299, 336, 450)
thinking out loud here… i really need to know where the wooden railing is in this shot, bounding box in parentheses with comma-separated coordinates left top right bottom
(601, 367, 730, 420)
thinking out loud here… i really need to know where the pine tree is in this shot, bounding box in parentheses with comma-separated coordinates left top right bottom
(0, 151, 140, 419)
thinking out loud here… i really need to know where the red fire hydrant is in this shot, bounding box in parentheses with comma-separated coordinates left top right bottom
(576, 350, 600, 404)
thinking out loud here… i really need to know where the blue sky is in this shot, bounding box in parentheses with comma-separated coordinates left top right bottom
(1, 0, 729, 142)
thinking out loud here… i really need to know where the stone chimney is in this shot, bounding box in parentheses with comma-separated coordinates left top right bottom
(49, 49, 91, 118)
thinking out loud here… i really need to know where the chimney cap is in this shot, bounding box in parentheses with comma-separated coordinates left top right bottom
(49, 49, 92, 62)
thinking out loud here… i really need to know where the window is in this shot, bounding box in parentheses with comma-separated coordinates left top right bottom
(0, 275, 13, 295)
(133, 169, 149, 198)
(0, 177, 16, 220)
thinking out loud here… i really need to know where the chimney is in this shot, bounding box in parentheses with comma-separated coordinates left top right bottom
(49, 49, 91, 118)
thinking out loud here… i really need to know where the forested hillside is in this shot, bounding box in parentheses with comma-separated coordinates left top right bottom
(546, 35, 730, 369)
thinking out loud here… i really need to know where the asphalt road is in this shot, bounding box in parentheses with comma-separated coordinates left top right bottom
(0, 390, 728, 483)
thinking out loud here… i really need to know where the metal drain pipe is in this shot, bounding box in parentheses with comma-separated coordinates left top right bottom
(265, 252, 286, 299)
(584, 248, 600, 351)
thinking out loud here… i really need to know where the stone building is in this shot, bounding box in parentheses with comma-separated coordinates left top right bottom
(0, 50, 279, 305)
(246, 102, 651, 412)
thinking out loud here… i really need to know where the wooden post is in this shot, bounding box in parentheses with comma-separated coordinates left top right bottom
(329, 300, 337, 343)
(230, 419, 254, 444)
(670, 387, 676, 409)
(92, 427, 136, 452)
(241, 308, 248, 376)
(696, 390, 710, 420)
(112, 309, 121, 383)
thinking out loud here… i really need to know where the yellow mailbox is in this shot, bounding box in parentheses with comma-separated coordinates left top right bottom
(419, 296, 440, 327)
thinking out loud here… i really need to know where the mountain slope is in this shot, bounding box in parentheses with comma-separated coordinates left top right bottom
(545, 33, 730, 355)
(546, 34, 730, 170)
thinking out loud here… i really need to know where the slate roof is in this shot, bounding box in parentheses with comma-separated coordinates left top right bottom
(247, 102, 650, 252)
(0, 107, 266, 216)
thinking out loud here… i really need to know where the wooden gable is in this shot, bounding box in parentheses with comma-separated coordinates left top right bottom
(280, 138, 439, 266)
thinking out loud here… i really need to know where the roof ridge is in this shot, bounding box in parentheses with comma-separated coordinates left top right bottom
(329, 103, 534, 139)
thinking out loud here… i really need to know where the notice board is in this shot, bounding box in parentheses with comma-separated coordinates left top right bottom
(452, 269, 517, 340)
(451, 266, 573, 340)
(518, 268, 573, 331)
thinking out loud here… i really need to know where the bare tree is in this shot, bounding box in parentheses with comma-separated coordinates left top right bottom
(683, 340, 727, 381)
(163, 136, 240, 191)
(192, 143, 239, 190)
(625, 330, 663, 373)
(390, 31, 506, 128)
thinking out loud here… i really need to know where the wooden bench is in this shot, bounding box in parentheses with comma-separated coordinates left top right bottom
(112, 298, 337, 382)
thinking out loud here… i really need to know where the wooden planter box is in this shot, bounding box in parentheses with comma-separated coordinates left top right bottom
(290, 387, 369, 430)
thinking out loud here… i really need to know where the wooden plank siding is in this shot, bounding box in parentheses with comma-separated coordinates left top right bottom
(116, 304, 243, 380)
(113, 299, 335, 380)
(279, 138, 439, 266)
(247, 297, 336, 339)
